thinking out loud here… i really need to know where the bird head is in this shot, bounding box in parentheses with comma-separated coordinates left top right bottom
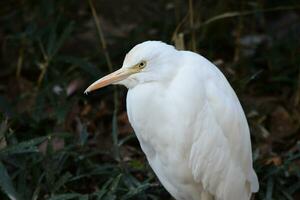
(84, 41, 178, 93)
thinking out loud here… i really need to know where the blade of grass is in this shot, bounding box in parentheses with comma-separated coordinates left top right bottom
(16, 46, 24, 79)
(121, 183, 151, 200)
(280, 189, 294, 200)
(0, 161, 23, 200)
(58, 56, 103, 79)
(37, 40, 49, 87)
(51, 21, 74, 58)
(88, 0, 112, 69)
(78, 195, 88, 200)
(0, 136, 48, 157)
(0, 96, 14, 117)
(266, 176, 274, 200)
(88, 0, 120, 161)
(0, 118, 8, 141)
(52, 172, 72, 193)
(109, 174, 122, 193)
(188, 0, 196, 51)
(48, 193, 81, 200)
(197, 5, 300, 29)
(118, 134, 136, 147)
(46, 20, 58, 58)
(31, 186, 41, 200)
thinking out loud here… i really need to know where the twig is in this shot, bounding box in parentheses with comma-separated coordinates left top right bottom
(198, 5, 300, 29)
(88, 0, 112, 71)
(189, 0, 196, 51)
(293, 65, 300, 106)
(16, 46, 24, 79)
(88, 0, 120, 161)
(172, 12, 189, 49)
(37, 40, 49, 88)
(233, 0, 245, 63)
(174, 0, 181, 23)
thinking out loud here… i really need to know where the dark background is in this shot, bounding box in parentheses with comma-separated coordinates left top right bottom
(0, 0, 300, 199)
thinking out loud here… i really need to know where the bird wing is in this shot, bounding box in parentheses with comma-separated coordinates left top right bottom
(177, 53, 258, 200)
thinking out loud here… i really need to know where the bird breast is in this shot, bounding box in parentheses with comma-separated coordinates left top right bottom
(125, 65, 208, 199)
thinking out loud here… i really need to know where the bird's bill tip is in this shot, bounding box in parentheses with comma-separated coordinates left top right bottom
(84, 75, 114, 94)
(84, 67, 138, 93)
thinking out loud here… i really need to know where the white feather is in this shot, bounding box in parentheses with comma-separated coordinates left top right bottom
(122, 41, 258, 200)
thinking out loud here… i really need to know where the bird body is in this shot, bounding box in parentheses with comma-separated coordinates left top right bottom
(85, 41, 259, 200)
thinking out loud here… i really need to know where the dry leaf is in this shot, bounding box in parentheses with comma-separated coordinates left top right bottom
(265, 156, 282, 166)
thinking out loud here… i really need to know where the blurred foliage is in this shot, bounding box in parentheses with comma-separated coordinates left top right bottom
(0, 0, 300, 199)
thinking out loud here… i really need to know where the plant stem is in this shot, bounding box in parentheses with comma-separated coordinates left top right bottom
(189, 0, 196, 51)
(88, 0, 120, 161)
(16, 46, 24, 79)
(37, 40, 49, 88)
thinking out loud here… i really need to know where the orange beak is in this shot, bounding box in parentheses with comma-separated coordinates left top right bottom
(84, 66, 140, 93)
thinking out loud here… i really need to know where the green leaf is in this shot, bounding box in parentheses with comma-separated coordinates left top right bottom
(118, 134, 136, 147)
(0, 161, 22, 200)
(52, 21, 74, 57)
(47, 20, 58, 58)
(52, 172, 72, 192)
(287, 179, 300, 194)
(76, 119, 89, 146)
(280, 189, 294, 200)
(0, 96, 14, 117)
(69, 164, 116, 182)
(104, 194, 116, 200)
(78, 194, 88, 200)
(46, 19, 74, 59)
(109, 174, 122, 192)
(31, 186, 41, 200)
(112, 105, 120, 161)
(93, 190, 106, 200)
(121, 183, 151, 200)
(58, 56, 102, 79)
(48, 193, 81, 200)
(0, 136, 48, 157)
(0, 119, 8, 141)
(266, 177, 274, 200)
(94, 177, 115, 198)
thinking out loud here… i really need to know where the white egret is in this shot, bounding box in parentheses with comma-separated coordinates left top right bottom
(85, 41, 259, 200)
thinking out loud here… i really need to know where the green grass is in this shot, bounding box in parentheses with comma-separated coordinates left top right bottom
(0, 0, 300, 199)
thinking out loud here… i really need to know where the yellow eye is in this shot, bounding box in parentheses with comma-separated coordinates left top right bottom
(138, 61, 146, 69)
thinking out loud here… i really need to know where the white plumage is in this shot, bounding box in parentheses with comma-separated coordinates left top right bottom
(85, 41, 259, 200)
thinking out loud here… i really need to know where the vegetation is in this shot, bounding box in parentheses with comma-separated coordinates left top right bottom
(0, 0, 300, 199)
